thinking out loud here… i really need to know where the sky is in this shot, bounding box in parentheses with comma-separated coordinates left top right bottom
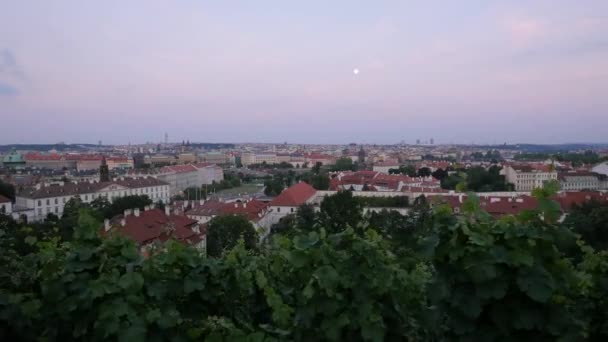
(1, 0, 607, 145)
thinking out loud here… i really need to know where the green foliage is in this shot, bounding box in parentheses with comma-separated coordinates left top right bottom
(355, 196, 409, 208)
(441, 166, 507, 192)
(264, 176, 285, 196)
(104, 195, 153, 219)
(389, 165, 416, 177)
(298, 173, 330, 190)
(332, 158, 356, 172)
(319, 191, 363, 234)
(563, 200, 608, 251)
(0, 179, 16, 201)
(425, 196, 584, 340)
(3, 179, 608, 340)
(206, 215, 257, 257)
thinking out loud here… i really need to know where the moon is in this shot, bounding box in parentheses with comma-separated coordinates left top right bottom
(353, 68, 359, 75)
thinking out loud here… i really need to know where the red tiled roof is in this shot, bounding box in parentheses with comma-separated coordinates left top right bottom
(270, 182, 317, 207)
(24, 153, 63, 161)
(108, 209, 203, 246)
(553, 191, 608, 211)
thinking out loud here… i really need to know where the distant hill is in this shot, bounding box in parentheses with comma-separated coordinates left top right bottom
(0, 144, 100, 152)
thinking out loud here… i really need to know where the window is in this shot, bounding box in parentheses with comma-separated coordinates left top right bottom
(291, 208, 294, 213)
(54, 198, 58, 204)
(277, 207, 281, 212)
(54, 207, 58, 214)
(85, 195, 88, 200)
(38, 200, 41, 206)
(63, 198, 66, 203)
(46, 199, 50, 205)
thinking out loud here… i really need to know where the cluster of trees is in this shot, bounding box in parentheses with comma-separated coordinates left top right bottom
(1, 185, 608, 340)
(331, 158, 358, 172)
(248, 161, 295, 170)
(354, 195, 409, 208)
(440, 165, 509, 192)
(0, 179, 15, 201)
(514, 150, 607, 167)
(469, 149, 502, 162)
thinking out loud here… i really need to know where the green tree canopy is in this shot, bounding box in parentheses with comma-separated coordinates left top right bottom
(206, 215, 257, 257)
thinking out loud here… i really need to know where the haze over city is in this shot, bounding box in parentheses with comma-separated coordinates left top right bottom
(1, 0, 607, 144)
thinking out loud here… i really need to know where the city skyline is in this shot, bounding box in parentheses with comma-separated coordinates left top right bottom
(1, 1, 608, 144)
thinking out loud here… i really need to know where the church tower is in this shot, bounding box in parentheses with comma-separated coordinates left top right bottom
(100, 156, 110, 182)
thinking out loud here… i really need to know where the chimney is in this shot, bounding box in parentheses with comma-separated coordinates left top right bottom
(104, 219, 110, 231)
(35, 183, 42, 190)
(200, 199, 205, 205)
(234, 203, 238, 208)
(243, 203, 247, 209)
(124, 209, 132, 217)
(458, 194, 463, 203)
(120, 218, 126, 227)
(183, 200, 189, 209)
(165, 206, 170, 217)
(134, 208, 140, 217)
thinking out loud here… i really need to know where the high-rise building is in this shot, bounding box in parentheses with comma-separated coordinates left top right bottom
(416, 139, 421, 145)
(430, 138, 434, 145)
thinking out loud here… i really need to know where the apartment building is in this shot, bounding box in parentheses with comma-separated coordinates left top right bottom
(130, 163, 223, 195)
(15, 177, 170, 222)
(559, 171, 607, 191)
(500, 164, 558, 191)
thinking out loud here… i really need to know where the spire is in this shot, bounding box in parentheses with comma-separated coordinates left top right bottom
(99, 156, 110, 182)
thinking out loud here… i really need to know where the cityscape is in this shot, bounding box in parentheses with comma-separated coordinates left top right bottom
(1, 1, 608, 341)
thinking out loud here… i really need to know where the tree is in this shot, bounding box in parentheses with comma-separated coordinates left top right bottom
(319, 190, 363, 233)
(206, 215, 257, 257)
(422, 195, 584, 340)
(312, 162, 322, 175)
(431, 168, 448, 181)
(0, 180, 15, 202)
(264, 177, 285, 196)
(417, 167, 432, 178)
(296, 203, 316, 230)
(563, 200, 608, 251)
(106, 195, 153, 218)
(332, 158, 355, 172)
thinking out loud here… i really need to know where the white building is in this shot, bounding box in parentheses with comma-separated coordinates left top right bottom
(15, 177, 170, 222)
(592, 161, 608, 177)
(130, 163, 223, 195)
(267, 182, 318, 225)
(500, 164, 558, 191)
(559, 171, 608, 191)
(372, 162, 400, 174)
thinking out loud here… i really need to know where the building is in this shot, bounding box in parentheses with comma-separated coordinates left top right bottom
(372, 161, 400, 174)
(500, 164, 558, 191)
(200, 152, 229, 165)
(76, 155, 103, 171)
(241, 152, 256, 166)
(254, 153, 278, 164)
(267, 182, 317, 225)
(185, 198, 270, 228)
(103, 206, 205, 253)
(24, 153, 78, 169)
(0, 195, 12, 215)
(592, 161, 608, 176)
(129, 163, 223, 195)
(106, 157, 134, 170)
(15, 177, 170, 222)
(559, 171, 607, 191)
(2, 150, 26, 169)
